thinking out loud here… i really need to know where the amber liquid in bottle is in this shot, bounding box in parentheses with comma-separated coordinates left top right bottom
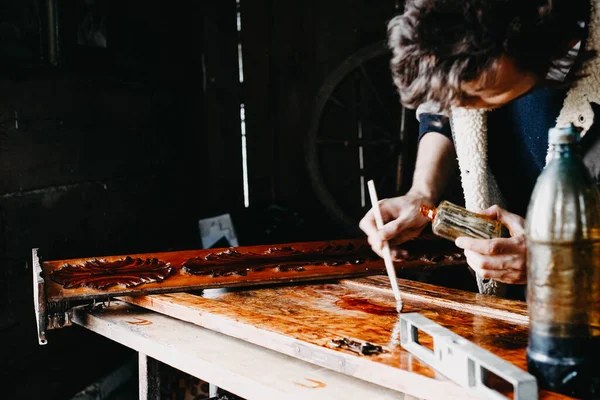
(525, 126, 600, 398)
(420, 201, 507, 241)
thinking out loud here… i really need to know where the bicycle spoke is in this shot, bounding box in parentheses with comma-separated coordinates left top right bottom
(326, 150, 399, 195)
(307, 42, 407, 231)
(322, 98, 397, 140)
(359, 65, 396, 128)
(395, 154, 403, 193)
(329, 95, 347, 109)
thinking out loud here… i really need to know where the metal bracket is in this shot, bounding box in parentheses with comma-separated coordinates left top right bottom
(33, 248, 76, 345)
(32, 247, 121, 345)
(400, 313, 537, 400)
(32, 248, 48, 345)
(292, 342, 346, 373)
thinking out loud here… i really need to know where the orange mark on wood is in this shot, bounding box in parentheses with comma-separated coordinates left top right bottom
(294, 378, 326, 389)
(126, 317, 152, 325)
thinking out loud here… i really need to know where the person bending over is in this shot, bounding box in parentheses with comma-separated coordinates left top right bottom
(360, 0, 600, 296)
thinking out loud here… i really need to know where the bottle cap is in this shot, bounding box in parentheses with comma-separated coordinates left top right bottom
(419, 204, 436, 221)
(548, 125, 581, 145)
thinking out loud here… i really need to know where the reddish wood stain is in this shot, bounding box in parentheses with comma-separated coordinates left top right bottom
(181, 242, 376, 277)
(121, 279, 575, 399)
(126, 317, 152, 326)
(41, 238, 468, 303)
(335, 297, 398, 316)
(50, 257, 172, 289)
(294, 378, 326, 389)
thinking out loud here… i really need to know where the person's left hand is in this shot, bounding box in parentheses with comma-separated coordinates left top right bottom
(454, 205, 527, 284)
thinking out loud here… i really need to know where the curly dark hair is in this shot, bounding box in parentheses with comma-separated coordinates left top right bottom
(389, 0, 593, 110)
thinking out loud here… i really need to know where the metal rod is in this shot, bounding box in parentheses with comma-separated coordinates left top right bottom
(47, 0, 57, 66)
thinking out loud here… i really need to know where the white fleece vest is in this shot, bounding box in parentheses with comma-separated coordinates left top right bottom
(450, 1, 600, 296)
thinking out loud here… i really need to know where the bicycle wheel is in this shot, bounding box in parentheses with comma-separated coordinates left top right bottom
(306, 41, 411, 234)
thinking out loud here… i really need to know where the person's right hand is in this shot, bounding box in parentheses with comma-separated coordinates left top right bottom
(359, 191, 434, 260)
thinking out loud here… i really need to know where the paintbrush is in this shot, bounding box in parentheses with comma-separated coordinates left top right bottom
(367, 180, 403, 312)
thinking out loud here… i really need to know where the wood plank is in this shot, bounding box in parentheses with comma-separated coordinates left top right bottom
(202, 0, 244, 210)
(268, 0, 318, 206)
(120, 282, 572, 399)
(240, 0, 276, 204)
(39, 238, 466, 302)
(342, 276, 529, 325)
(72, 301, 405, 400)
(138, 354, 160, 400)
(121, 291, 471, 400)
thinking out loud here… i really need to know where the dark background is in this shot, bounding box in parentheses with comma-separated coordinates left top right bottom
(0, 1, 464, 399)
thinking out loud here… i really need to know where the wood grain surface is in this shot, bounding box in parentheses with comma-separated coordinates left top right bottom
(120, 278, 573, 400)
(343, 276, 529, 325)
(72, 302, 406, 400)
(39, 238, 465, 302)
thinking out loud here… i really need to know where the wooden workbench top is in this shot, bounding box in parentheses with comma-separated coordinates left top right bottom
(120, 276, 574, 400)
(72, 301, 404, 400)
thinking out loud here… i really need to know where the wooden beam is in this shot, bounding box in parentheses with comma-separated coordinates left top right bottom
(38, 238, 466, 303)
(202, 0, 244, 210)
(119, 280, 567, 399)
(342, 276, 529, 325)
(72, 301, 405, 400)
(139, 354, 160, 400)
(240, 0, 276, 204)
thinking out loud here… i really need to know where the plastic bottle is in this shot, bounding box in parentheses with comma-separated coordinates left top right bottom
(420, 200, 508, 241)
(525, 125, 600, 397)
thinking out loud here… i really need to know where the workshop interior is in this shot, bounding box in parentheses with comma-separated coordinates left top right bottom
(2, 0, 599, 399)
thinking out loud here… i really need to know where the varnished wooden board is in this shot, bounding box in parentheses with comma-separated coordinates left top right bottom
(39, 238, 465, 302)
(72, 302, 406, 400)
(120, 278, 572, 400)
(344, 276, 528, 325)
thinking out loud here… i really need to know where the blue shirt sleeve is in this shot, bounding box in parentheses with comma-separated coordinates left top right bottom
(418, 113, 453, 142)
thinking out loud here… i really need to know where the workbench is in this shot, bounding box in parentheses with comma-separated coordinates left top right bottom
(68, 276, 575, 400)
(72, 300, 406, 400)
(35, 239, 575, 399)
